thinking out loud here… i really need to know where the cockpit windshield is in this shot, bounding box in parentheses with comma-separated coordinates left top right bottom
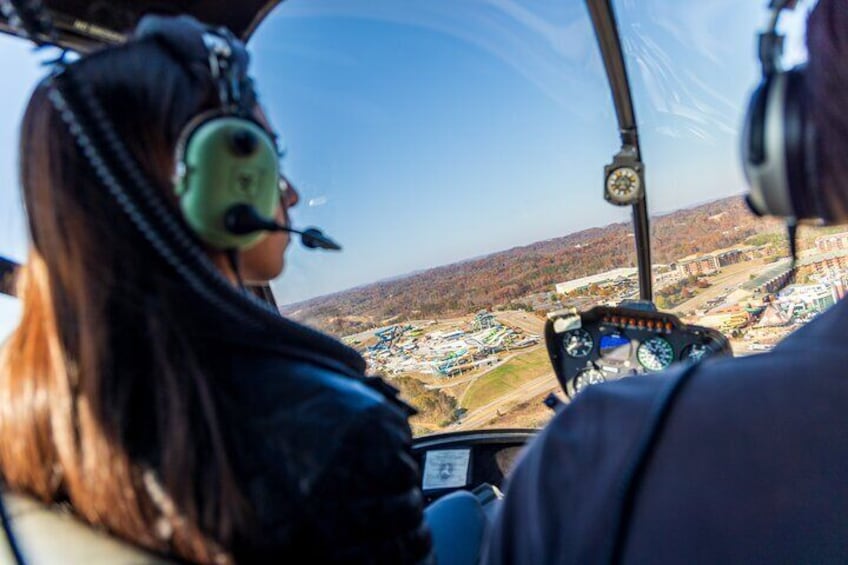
(258, 1, 626, 306)
(0, 0, 839, 436)
(257, 0, 634, 433)
(0, 35, 37, 342)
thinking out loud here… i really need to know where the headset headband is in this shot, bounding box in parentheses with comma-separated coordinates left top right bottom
(134, 14, 256, 115)
(758, 1, 794, 77)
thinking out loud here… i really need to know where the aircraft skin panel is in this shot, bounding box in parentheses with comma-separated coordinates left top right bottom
(0, 1, 284, 50)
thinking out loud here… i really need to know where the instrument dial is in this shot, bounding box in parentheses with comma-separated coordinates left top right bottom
(637, 336, 674, 372)
(563, 329, 594, 358)
(572, 367, 606, 394)
(605, 166, 642, 205)
(682, 343, 711, 363)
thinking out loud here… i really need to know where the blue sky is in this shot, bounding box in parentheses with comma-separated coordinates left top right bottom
(254, 0, 793, 304)
(0, 0, 813, 330)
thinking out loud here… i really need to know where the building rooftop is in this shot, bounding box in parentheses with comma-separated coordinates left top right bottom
(677, 245, 755, 264)
(555, 267, 637, 293)
(742, 259, 793, 291)
(814, 231, 848, 243)
(797, 248, 848, 267)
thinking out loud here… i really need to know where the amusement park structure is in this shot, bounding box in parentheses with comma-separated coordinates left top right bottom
(362, 311, 540, 378)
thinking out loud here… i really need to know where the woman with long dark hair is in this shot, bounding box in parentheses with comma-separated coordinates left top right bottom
(0, 15, 433, 564)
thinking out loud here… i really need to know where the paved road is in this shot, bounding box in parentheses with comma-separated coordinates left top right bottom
(671, 260, 766, 315)
(494, 310, 546, 335)
(451, 372, 561, 431)
(424, 350, 529, 391)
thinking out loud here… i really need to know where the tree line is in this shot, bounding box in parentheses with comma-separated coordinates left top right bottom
(283, 196, 782, 335)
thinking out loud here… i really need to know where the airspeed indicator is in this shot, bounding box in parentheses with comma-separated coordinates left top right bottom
(637, 336, 674, 372)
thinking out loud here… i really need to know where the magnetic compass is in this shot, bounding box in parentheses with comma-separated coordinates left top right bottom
(605, 167, 641, 204)
(604, 149, 644, 206)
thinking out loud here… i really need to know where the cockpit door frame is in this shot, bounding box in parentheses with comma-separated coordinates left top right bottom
(585, 0, 654, 301)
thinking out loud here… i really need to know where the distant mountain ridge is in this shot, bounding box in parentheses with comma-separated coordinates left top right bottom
(282, 196, 780, 334)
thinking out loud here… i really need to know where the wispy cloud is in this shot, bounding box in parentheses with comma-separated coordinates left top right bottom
(271, 0, 608, 113)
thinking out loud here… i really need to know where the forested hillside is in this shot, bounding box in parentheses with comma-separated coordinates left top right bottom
(283, 196, 782, 334)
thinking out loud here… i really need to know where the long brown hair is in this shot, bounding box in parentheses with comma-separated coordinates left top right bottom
(0, 39, 249, 563)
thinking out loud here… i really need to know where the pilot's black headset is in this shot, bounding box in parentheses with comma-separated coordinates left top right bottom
(608, 6, 824, 558)
(741, 0, 821, 222)
(135, 15, 283, 251)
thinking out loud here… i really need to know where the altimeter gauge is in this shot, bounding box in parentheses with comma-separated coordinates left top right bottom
(563, 328, 594, 358)
(570, 367, 607, 396)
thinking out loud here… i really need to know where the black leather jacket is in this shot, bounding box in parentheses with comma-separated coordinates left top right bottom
(192, 302, 433, 563)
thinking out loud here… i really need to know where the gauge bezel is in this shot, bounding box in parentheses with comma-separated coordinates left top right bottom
(563, 328, 594, 358)
(636, 335, 675, 372)
(681, 342, 711, 363)
(603, 150, 645, 207)
(567, 366, 607, 398)
(605, 166, 642, 204)
(598, 332, 632, 363)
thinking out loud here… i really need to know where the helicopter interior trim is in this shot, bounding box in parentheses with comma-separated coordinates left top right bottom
(0, 0, 282, 52)
(586, 0, 652, 301)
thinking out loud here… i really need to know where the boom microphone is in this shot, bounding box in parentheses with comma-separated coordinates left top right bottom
(224, 203, 342, 251)
(0, 256, 20, 297)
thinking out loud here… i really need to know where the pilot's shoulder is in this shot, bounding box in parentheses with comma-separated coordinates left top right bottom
(492, 373, 679, 562)
(685, 333, 848, 402)
(513, 371, 675, 487)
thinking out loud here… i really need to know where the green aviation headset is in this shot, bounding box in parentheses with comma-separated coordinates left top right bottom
(175, 114, 281, 250)
(138, 15, 283, 251)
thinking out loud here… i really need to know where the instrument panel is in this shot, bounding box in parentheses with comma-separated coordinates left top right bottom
(546, 304, 731, 398)
(412, 430, 535, 504)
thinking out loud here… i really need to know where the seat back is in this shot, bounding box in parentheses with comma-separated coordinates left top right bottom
(0, 492, 173, 564)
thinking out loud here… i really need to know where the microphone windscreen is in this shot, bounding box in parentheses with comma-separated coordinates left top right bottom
(300, 228, 341, 250)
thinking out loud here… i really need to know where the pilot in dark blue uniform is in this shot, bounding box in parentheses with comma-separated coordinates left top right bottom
(483, 1, 848, 563)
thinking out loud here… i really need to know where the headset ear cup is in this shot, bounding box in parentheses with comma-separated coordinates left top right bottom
(742, 79, 772, 215)
(783, 69, 809, 218)
(175, 116, 280, 250)
(744, 81, 770, 168)
(783, 67, 817, 220)
(741, 73, 797, 218)
(173, 113, 208, 198)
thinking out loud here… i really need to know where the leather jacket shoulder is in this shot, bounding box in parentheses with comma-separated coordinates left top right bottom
(212, 344, 432, 563)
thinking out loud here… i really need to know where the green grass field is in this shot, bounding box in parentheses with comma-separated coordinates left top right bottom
(461, 346, 551, 411)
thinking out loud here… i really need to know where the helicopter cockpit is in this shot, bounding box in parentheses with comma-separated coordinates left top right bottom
(0, 0, 835, 562)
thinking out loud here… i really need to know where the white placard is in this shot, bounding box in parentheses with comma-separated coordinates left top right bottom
(422, 449, 471, 490)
